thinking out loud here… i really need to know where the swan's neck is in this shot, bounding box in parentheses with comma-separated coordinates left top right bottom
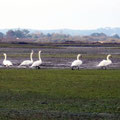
(4, 54, 7, 61)
(107, 56, 110, 61)
(39, 52, 41, 61)
(77, 55, 80, 60)
(30, 53, 33, 61)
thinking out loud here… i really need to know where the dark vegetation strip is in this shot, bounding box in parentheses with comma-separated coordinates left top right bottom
(1, 42, 120, 48)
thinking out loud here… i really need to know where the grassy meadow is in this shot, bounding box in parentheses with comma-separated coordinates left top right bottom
(0, 69, 120, 119)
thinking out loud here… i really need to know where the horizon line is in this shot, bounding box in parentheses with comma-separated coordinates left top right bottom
(0, 27, 120, 31)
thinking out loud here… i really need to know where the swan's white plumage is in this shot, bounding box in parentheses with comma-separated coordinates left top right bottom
(97, 54, 112, 67)
(20, 60, 33, 66)
(71, 54, 82, 67)
(31, 51, 42, 68)
(31, 60, 42, 67)
(3, 53, 13, 67)
(20, 50, 33, 66)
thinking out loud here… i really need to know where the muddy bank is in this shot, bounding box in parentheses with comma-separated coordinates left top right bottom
(0, 46, 120, 69)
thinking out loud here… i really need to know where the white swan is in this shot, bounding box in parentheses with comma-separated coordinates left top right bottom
(71, 54, 82, 70)
(3, 53, 13, 67)
(31, 51, 42, 69)
(97, 54, 112, 69)
(19, 50, 34, 67)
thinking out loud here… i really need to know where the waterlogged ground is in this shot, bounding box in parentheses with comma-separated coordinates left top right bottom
(0, 45, 120, 69)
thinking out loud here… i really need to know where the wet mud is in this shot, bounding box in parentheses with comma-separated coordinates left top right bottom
(0, 46, 120, 69)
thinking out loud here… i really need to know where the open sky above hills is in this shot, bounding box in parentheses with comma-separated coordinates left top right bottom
(0, 0, 120, 30)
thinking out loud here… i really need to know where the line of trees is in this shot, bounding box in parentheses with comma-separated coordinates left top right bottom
(0, 29, 70, 38)
(0, 29, 120, 43)
(0, 29, 72, 43)
(1, 29, 30, 39)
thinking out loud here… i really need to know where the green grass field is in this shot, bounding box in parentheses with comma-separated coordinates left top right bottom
(0, 69, 120, 119)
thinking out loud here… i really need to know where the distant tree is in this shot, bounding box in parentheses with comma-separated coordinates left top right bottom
(6, 30, 16, 38)
(0, 32, 4, 38)
(31, 32, 45, 39)
(91, 33, 107, 37)
(22, 29, 30, 38)
(111, 34, 120, 39)
(14, 30, 25, 38)
(23, 29, 29, 35)
(6, 29, 30, 39)
(31, 34, 39, 39)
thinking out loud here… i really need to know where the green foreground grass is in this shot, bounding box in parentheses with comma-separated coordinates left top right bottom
(0, 69, 120, 119)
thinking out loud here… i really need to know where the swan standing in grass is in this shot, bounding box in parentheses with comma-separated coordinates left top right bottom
(3, 53, 13, 67)
(19, 50, 34, 67)
(97, 54, 112, 69)
(31, 51, 42, 69)
(71, 54, 82, 70)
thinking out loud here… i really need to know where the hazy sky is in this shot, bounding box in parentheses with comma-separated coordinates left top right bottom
(0, 0, 120, 30)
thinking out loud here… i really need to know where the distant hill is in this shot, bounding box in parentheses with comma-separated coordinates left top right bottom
(1, 27, 120, 36)
(39, 27, 120, 36)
